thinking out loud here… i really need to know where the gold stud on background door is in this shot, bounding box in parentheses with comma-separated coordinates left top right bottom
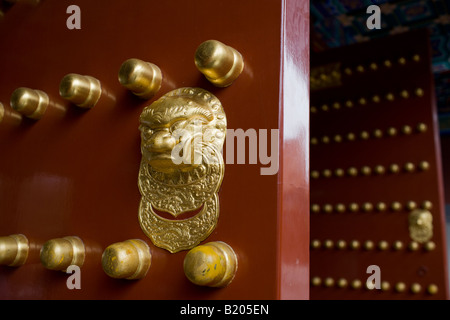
(0, 102, 4, 123)
(409, 209, 433, 243)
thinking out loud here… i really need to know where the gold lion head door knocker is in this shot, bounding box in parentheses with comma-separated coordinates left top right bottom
(408, 209, 433, 243)
(138, 87, 226, 253)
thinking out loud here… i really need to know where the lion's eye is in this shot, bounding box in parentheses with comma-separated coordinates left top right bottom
(170, 120, 187, 132)
(141, 126, 154, 139)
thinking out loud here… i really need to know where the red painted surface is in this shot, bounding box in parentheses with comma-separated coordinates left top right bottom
(0, 0, 310, 299)
(277, 0, 310, 300)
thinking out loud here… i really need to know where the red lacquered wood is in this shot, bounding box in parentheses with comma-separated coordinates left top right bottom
(0, 0, 309, 299)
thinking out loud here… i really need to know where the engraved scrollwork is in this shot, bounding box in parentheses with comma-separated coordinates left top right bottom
(139, 194, 219, 253)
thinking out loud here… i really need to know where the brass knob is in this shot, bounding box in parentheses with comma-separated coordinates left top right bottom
(40, 236, 85, 271)
(59, 73, 102, 108)
(101, 239, 151, 280)
(10, 87, 49, 120)
(0, 234, 29, 267)
(183, 241, 237, 287)
(118, 58, 162, 99)
(0, 102, 4, 123)
(195, 40, 244, 87)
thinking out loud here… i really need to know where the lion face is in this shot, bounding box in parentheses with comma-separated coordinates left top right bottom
(139, 89, 226, 174)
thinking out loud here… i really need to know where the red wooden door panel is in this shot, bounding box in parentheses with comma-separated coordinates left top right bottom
(0, 0, 309, 299)
(310, 30, 449, 300)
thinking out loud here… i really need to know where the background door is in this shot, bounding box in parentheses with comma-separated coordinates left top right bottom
(310, 29, 449, 299)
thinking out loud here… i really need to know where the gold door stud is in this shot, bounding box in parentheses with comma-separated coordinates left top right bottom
(101, 239, 151, 280)
(183, 241, 237, 287)
(118, 58, 162, 99)
(10, 87, 49, 120)
(40, 236, 85, 271)
(0, 234, 29, 267)
(59, 73, 102, 108)
(195, 40, 244, 87)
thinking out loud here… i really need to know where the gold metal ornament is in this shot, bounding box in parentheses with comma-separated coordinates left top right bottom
(59, 73, 102, 108)
(195, 40, 244, 87)
(101, 239, 151, 280)
(138, 87, 226, 253)
(118, 58, 162, 99)
(183, 241, 237, 287)
(409, 209, 433, 243)
(10, 87, 49, 120)
(40, 236, 85, 271)
(0, 234, 29, 267)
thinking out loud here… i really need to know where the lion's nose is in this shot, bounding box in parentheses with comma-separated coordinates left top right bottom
(148, 130, 177, 153)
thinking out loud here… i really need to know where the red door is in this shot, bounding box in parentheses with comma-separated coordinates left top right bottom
(310, 29, 449, 300)
(0, 0, 309, 300)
